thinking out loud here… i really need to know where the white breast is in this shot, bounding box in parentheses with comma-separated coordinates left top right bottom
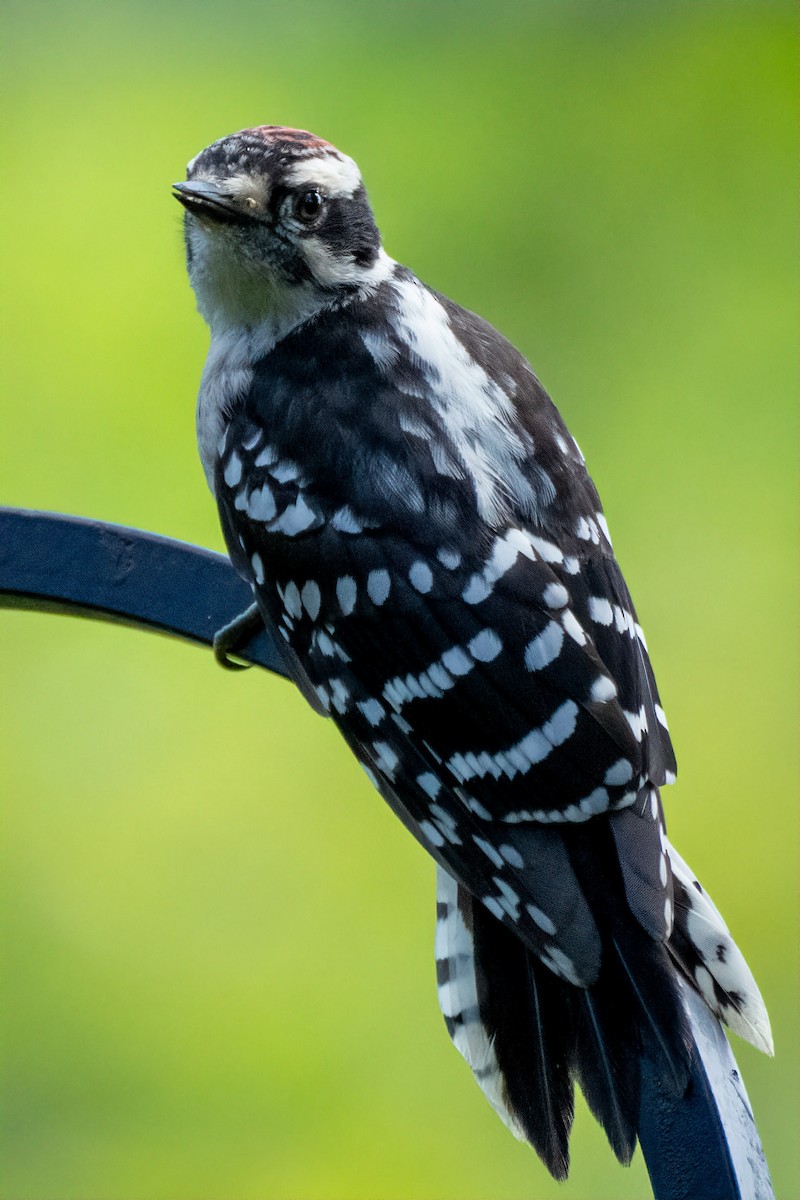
(196, 326, 262, 490)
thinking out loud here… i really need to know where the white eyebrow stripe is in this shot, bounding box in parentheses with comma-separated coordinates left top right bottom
(285, 154, 362, 198)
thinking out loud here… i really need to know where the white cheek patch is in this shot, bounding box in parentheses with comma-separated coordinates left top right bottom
(286, 152, 362, 198)
(300, 235, 351, 286)
(301, 238, 394, 289)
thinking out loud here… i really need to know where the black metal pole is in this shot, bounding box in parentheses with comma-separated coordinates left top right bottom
(0, 507, 286, 675)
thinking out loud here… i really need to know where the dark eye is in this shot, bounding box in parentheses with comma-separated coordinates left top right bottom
(294, 189, 323, 223)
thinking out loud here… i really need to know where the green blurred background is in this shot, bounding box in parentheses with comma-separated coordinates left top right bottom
(1, 1, 796, 1197)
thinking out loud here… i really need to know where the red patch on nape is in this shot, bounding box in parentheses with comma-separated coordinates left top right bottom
(239, 125, 333, 151)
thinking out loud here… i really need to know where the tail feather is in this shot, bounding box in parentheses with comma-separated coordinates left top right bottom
(667, 843, 773, 1056)
(434, 830, 771, 1188)
(436, 867, 576, 1178)
(611, 933, 691, 1095)
(434, 868, 526, 1141)
(575, 986, 638, 1164)
(566, 822, 692, 1164)
(471, 887, 577, 1178)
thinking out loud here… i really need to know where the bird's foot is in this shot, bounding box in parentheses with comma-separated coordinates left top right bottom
(213, 603, 263, 670)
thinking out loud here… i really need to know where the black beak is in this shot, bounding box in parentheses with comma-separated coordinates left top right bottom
(172, 180, 253, 226)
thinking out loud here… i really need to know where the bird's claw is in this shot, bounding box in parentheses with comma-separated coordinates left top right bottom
(213, 602, 262, 670)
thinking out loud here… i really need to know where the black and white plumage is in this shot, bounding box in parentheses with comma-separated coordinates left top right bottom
(174, 126, 773, 1184)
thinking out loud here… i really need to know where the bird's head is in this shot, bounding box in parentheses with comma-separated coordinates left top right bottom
(174, 126, 387, 332)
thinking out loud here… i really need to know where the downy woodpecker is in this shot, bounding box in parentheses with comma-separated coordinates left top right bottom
(174, 126, 772, 1182)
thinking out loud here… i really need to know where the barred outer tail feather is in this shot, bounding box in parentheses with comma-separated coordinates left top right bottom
(667, 844, 773, 1056)
(435, 867, 576, 1179)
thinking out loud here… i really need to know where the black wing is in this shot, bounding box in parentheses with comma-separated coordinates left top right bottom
(212, 279, 677, 984)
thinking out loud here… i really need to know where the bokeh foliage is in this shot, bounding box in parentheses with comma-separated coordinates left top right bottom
(1, 2, 796, 1197)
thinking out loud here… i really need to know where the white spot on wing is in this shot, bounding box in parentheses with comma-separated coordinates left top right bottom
(596, 512, 612, 545)
(357, 698, 385, 726)
(360, 762, 378, 788)
(283, 581, 302, 619)
(329, 677, 350, 714)
(604, 758, 633, 786)
(301, 580, 321, 621)
(271, 461, 301, 484)
(625, 706, 648, 741)
(247, 484, 277, 522)
(420, 819, 445, 848)
(492, 876, 521, 921)
(664, 895, 673, 933)
(542, 700, 578, 747)
(331, 506, 364, 534)
(462, 528, 535, 605)
(336, 575, 357, 615)
(437, 548, 461, 570)
(462, 575, 491, 605)
(474, 837, 504, 868)
(398, 411, 430, 438)
(561, 610, 587, 645)
(590, 675, 617, 703)
(542, 582, 569, 609)
(500, 844, 524, 868)
(524, 621, 563, 671)
(529, 535, 563, 563)
(409, 561, 433, 593)
(468, 629, 503, 663)
(417, 772, 441, 799)
(367, 569, 391, 605)
(441, 646, 472, 676)
(588, 596, 614, 626)
(271, 494, 318, 536)
(526, 903, 556, 935)
(371, 740, 399, 777)
(428, 662, 454, 690)
(659, 853, 668, 886)
(578, 787, 608, 816)
(223, 452, 243, 488)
